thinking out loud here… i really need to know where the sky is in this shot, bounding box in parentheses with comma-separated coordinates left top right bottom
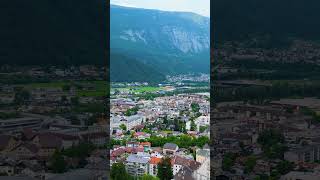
(110, 0, 210, 17)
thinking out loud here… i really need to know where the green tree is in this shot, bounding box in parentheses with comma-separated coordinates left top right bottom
(61, 95, 68, 103)
(70, 97, 79, 105)
(257, 129, 286, 159)
(111, 162, 132, 180)
(222, 153, 237, 171)
(62, 142, 95, 160)
(244, 156, 256, 173)
(50, 151, 67, 173)
(139, 174, 159, 180)
(62, 84, 71, 91)
(190, 120, 197, 131)
(254, 174, 269, 180)
(194, 136, 210, 148)
(119, 124, 127, 131)
(199, 125, 208, 133)
(157, 157, 173, 180)
(125, 106, 139, 116)
(70, 115, 81, 125)
(14, 89, 30, 105)
(275, 160, 294, 175)
(163, 116, 168, 124)
(191, 103, 200, 112)
(84, 114, 99, 126)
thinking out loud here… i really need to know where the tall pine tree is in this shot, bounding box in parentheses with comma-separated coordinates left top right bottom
(157, 157, 173, 180)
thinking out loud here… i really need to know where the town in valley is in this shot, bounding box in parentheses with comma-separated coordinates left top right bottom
(110, 74, 210, 180)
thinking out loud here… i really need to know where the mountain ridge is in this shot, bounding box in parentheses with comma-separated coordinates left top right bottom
(110, 5, 210, 78)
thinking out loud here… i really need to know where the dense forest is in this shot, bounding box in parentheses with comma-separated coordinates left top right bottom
(110, 53, 165, 82)
(0, 0, 107, 66)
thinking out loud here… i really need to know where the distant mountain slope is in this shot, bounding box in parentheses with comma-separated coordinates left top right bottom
(110, 53, 165, 82)
(0, 0, 106, 66)
(110, 5, 210, 75)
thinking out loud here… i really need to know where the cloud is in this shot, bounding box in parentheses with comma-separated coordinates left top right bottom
(110, 0, 210, 17)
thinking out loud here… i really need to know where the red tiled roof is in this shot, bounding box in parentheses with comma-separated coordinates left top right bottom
(15, 142, 39, 153)
(23, 128, 38, 140)
(140, 142, 151, 146)
(125, 147, 144, 153)
(172, 156, 201, 171)
(134, 132, 146, 136)
(111, 148, 125, 157)
(150, 157, 161, 164)
(133, 124, 145, 130)
(38, 133, 62, 149)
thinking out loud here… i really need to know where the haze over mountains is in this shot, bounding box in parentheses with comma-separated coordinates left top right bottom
(110, 5, 210, 82)
(1, 2, 209, 82)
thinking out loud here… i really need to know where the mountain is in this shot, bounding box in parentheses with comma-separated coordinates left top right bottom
(110, 5, 210, 77)
(110, 53, 165, 82)
(0, 0, 106, 66)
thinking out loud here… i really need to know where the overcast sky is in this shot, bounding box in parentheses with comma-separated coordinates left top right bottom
(110, 0, 210, 17)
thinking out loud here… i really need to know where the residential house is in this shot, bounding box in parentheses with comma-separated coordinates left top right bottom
(50, 132, 79, 149)
(125, 153, 150, 177)
(126, 141, 140, 148)
(196, 149, 210, 164)
(125, 115, 144, 130)
(284, 144, 320, 163)
(81, 132, 108, 146)
(172, 156, 201, 176)
(140, 142, 151, 152)
(163, 143, 179, 155)
(133, 132, 150, 140)
(149, 157, 161, 176)
(193, 157, 210, 180)
(280, 171, 320, 180)
(33, 133, 62, 159)
(0, 135, 17, 153)
(10, 143, 39, 159)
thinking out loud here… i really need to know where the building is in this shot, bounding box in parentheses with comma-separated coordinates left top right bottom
(125, 115, 144, 130)
(149, 157, 161, 176)
(33, 132, 62, 158)
(196, 149, 210, 164)
(193, 157, 210, 180)
(110, 114, 145, 132)
(0, 135, 17, 153)
(163, 143, 179, 155)
(195, 116, 210, 131)
(172, 156, 201, 176)
(10, 143, 39, 159)
(284, 144, 320, 163)
(125, 153, 150, 177)
(280, 171, 320, 180)
(80, 132, 108, 146)
(140, 142, 151, 152)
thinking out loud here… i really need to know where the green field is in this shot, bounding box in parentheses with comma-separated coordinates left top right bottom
(113, 86, 163, 93)
(26, 82, 68, 88)
(134, 86, 163, 93)
(24, 81, 108, 97)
